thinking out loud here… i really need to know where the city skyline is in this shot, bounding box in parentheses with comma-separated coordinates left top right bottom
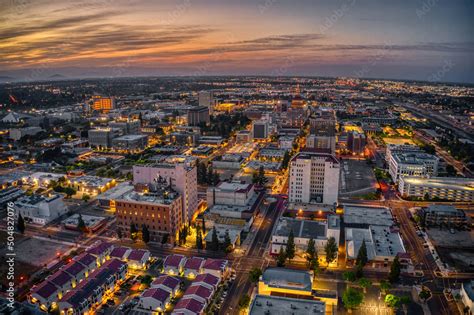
(1, 0, 474, 83)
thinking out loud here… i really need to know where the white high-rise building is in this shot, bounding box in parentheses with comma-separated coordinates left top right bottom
(133, 157, 198, 223)
(288, 150, 340, 205)
(198, 91, 214, 115)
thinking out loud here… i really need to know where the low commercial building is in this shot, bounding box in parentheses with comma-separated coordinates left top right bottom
(398, 176, 474, 202)
(422, 205, 469, 228)
(9, 126, 43, 141)
(207, 181, 262, 220)
(111, 134, 148, 153)
(258, 268, 313, 297)
(388, 152, 439, 183)
(68, 175, 116, 196)
(14, 194, 67, 225)
(204, 227, 241, 249)
(278, 136, 295, 150)
(270, 216, 340, 262)
(344, 205, 406, 266)
(249, 295, 325, 315)
(109, 119, 141, 134)
(88, 128, 122, 149)
(385, 144, 422, 163)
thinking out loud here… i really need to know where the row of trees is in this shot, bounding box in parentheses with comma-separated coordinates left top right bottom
(196, 160, 220, 186)
(276, 230, 339, 270)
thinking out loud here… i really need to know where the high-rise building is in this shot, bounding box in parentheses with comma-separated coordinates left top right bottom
(132, 157, 198, 223)
(198, 91, 214, 115)
(251, 120, 269, 140)
(289, 150, 340, 205)
(88, 128, 122, 149)
(187, 106, 210, 126)
(91, 95, 115, 113)
(309, 109, 336, 136)
(306, 134, 336, 154)
(115, 181, 183, 245)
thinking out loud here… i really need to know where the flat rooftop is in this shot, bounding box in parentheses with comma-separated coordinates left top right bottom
(343, 205, 394, 227)
(274, 217, 339, 239)
(250, 295, 325, 315)
(401, 176, 474, 192)
(120, 189, 179, 205)
(261, 268, 312, 292)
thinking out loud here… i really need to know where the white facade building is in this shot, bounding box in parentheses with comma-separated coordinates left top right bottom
(133, 158, 198, 222)
(14, 194, 67, 225)
(388, 152, 439, 183)
(399, 176, 474, 202)
(289, 150, 340, 205)
(270, 215, 340, 259)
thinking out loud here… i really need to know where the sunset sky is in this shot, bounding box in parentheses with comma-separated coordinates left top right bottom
(1, 0, 473, 82)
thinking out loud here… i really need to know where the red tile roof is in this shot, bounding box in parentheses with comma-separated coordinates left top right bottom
(184, 257, 205, 270)
(193, 273, 220, 288)
(142, 287, 170, 303)
(110, 246, 130, 259)
(31, 281, 58, 299)
(174, 297, 205, 314)
(127, 249, 148, 261)
(151, 275, 180, 290)
(164, 254, 185, 268)
(47, 271, 72, 287)
(202, 259, 227, 271)
(184, 284, 212, 300)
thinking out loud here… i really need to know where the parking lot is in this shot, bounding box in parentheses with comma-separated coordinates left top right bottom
(339, 159, 377, 196)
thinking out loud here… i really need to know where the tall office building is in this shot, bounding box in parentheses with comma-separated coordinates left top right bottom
(91, 95, 115, 113)
(132, 157, 198, 223)
(187, 106, 210, 126)
(198, 91, 214, 115)
(289, 150, 340, 205)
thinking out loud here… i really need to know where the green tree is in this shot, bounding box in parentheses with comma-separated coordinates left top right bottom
(142, 225, 150, 243)
(286, 229, 296, 262)
(343, 271, 356, 282)
(223, 230, 232, 253)
(306, 238, 319, 269)
(281, 150, 291, 169)
(356, 240, 368, 267)
(238, 294, 251, 310)
(77, 214, 87, 233)
(384, 294, 401, 308)
(210, 226, 219, 251)
(380, 280, 391, 295)
(257, 166, 268, 186)
(17, 214, 25, 234)
(277, 247, 286, 267)
(324, 237, 338, 265)
(117, 228, 122, 240)
(388, 256, 401, 283)
(358, 278, 372, 293)
(249, 268, 262, 282)
(196, 225, 203, 250)
(64, 187, 76, 198)
(342, 287, 364, 311)
(419, 289, 431, 302)
(82, 194, 90, 202)
(130, 223, 138, 241)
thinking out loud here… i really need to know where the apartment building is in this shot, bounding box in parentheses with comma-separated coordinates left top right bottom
(115, 182, 183, 245)
(133, 156, 198, 223)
